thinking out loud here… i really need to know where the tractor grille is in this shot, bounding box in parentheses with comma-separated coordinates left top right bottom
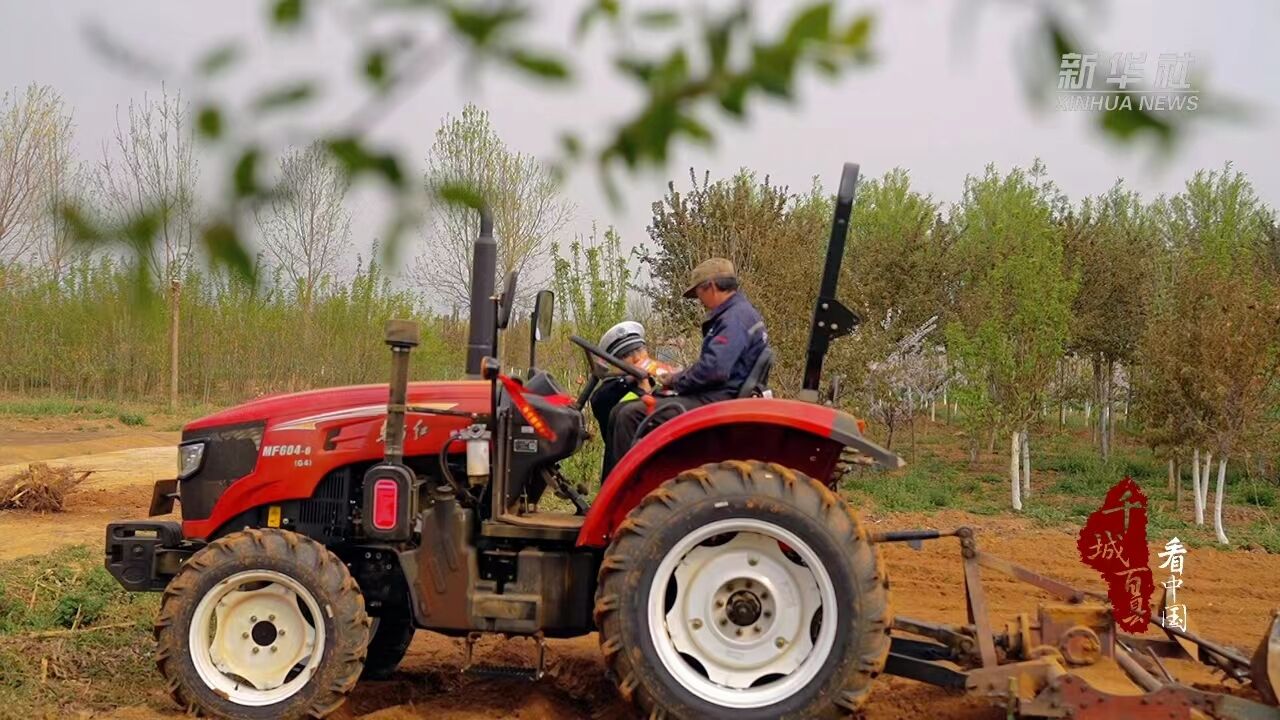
(296, 467, 355, 544)
(179, 422, 264, 520)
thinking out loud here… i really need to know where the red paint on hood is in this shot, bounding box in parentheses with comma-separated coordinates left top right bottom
(184, 381, 492, 431)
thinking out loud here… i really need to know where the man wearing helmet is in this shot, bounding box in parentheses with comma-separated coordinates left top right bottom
(606, 257, 768, 475)
(592, 320, 675, 481)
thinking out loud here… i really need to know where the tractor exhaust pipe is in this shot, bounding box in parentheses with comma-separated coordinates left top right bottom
(465, 209, 496, 378)
(383, 319, 421, 465)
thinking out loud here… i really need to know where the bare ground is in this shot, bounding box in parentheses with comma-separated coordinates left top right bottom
(2, 429, 1277, 720)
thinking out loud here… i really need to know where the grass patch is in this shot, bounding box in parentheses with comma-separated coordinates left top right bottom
(844, 454, 975, 512)
(0, 398, 125, 418)
(0, 546, 162, 715)
(116, 412, 147, 427)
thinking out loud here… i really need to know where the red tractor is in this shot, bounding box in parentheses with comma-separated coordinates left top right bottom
(106, 164, 903, 719)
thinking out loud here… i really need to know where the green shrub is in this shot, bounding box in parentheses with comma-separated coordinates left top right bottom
(117, 412, 147, 426)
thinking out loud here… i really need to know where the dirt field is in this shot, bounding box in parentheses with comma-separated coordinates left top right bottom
(3, 428, 1278, 720)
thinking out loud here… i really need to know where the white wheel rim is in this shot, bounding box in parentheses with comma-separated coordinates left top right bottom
(647, 517, 839, 709)
(189, 569, 326, 707)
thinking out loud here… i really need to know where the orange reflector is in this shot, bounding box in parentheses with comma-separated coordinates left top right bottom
(856, 418, 867, 435)
(499, 375, 558, 442)
(371, 478, 399, 531)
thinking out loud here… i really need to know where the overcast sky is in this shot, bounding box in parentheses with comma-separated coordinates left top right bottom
(2, 0, 1277, 284)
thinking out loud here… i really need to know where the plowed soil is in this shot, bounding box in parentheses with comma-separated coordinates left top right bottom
(3, 430, 1278, 720)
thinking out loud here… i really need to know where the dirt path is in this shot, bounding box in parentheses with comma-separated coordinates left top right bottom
(0, 433, 176, 562)
(5, 430, 1277, 719)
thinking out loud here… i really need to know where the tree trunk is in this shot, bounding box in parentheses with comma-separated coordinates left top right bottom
(930, 399, 936, 422)
(1214, 457, 1229, 544)
(1174, 459, 1182, 510)
(1099, 357, 1112, 461)
(1167, 458, 1176, 492)
(1191, 448, 1204, 525)
(987, 427, 997, 456)
(1201, 452, 1213, 511)
(909, 414, 917, 463)
(1010, 431, 1023, 511)
(1108, 358, 1117, 452)
(944, 388, 951, 423)
(169, 280, 181, 412)
(1021, 429, 1031, 498)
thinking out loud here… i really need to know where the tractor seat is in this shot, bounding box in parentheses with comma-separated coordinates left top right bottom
(736, 347, 775, 399)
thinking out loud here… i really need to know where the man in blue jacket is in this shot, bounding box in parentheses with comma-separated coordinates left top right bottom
(607, 258, 768, 470)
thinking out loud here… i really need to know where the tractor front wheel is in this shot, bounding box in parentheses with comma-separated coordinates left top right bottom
(595, 460, 890, 719)
(154, 528, 370, 719)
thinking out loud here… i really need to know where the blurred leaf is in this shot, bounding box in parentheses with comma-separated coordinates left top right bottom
(202, 221, 256, 282)
(1044, 18, 1075, 59)
(1099, 96, 1175, 146)
(783, 3, 832, 48)
(271, 0, 304, 28)
(718, 77, 749, 117)
(197, 43, 241, 76)
(364, 49, 390, 90)
(326, 137, 405, 187)
(196, 105, 223, 139)
(448, 5, 527, 47)
(233, 148, 260, 198)
(575, 0, 620, 39)
(842, 13, 873, 49)
(559, 132, 581, 159)
(505, 49, 570, 81)
(654, 49, 689, 90)
(637, 10, 679, 29)
(677, 114, 712, 144)
(57, 202, 105, 245)
(251, 82, 316, 113)
(616, 58, 655, 83)
(122, 208, 165, 252)
(434, 181, 484, 209)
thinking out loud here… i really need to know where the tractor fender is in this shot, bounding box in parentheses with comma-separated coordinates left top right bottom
(576, 397, 902, 547)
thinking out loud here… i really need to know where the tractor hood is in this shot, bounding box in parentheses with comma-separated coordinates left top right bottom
(184, 381, 492, 432)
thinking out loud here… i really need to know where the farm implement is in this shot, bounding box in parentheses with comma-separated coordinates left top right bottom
(875, 527, 1280, 719)
(103, 162, 1279, 719)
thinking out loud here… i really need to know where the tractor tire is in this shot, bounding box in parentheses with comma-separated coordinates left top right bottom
(594, 460, 891, 720)
(360, 610, 415, 680)
(154, 528, 371, 719)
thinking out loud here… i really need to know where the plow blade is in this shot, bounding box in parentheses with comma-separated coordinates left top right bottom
(876, 527, 1280, 720)
(1253, 613, 1280, 706)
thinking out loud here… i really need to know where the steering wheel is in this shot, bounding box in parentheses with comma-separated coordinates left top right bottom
(570, 335, 650, 382)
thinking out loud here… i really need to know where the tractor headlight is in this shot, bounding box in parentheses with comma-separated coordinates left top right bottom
(178, 441, 206, 479)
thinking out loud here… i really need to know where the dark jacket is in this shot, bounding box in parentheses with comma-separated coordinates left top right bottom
(670, 292, 767, 397)
(590, 376, 638, 431)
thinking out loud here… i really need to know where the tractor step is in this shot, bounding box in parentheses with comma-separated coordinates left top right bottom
(461, 631, 547, 681)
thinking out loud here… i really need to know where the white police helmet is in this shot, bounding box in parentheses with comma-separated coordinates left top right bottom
(599, 321, 646, 359)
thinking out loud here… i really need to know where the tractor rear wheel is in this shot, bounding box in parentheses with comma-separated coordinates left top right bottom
(154, 528, 370, 719)
(595, 460, 890, 719)
(360, 610, 416, 680)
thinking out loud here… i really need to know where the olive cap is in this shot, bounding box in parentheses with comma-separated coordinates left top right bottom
(683, 257, 737, 298)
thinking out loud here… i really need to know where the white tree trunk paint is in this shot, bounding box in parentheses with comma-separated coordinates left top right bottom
(1191, 448, 1204, 525)
(1010, 431, 1022, 511)
(1214, 457, 1229, 544)
(1167, 458, 1176, 492)
(1201, 452, 1213, 511)
(1021, 429, 1031, 497)
(930, 399, 936, 422)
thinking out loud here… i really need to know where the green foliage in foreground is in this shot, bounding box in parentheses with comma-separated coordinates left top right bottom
(0, 546, 161, 714)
